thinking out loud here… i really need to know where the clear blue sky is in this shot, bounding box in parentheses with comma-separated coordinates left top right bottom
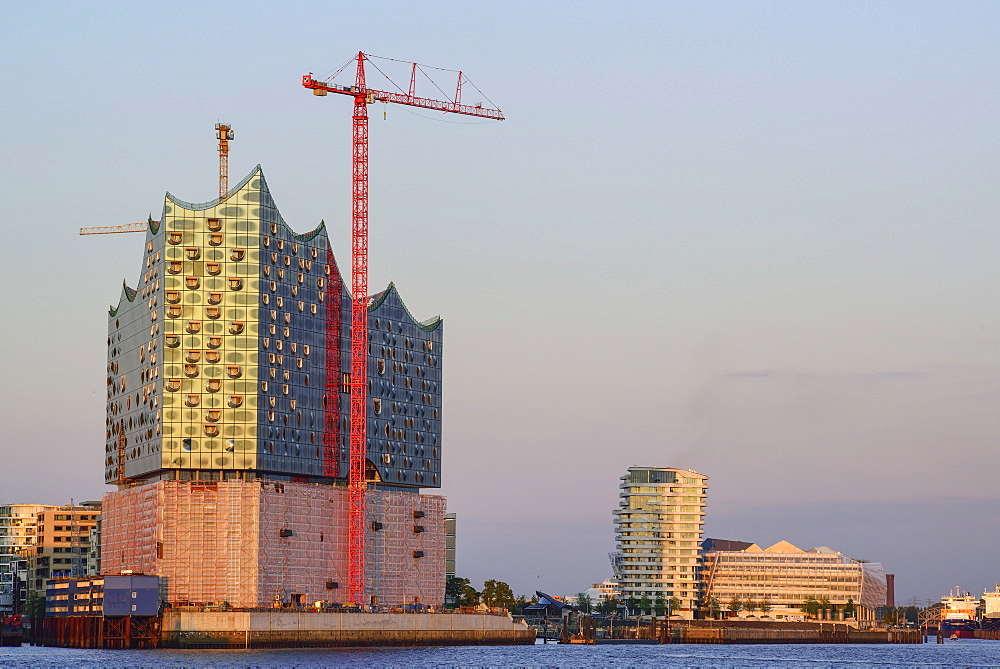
(2, 1, 999, 604)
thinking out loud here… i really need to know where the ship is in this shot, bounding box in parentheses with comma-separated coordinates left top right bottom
(980, 584, 1000, 632)
(939, 587, 980, 638)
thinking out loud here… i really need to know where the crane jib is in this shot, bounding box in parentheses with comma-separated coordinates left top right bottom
(302, 77, 504, 121)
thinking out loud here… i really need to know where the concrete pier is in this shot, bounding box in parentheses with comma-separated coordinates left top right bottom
(161, 611, 535, 648)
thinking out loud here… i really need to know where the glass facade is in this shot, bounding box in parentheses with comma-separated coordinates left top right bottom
(105, 167, 443, 488)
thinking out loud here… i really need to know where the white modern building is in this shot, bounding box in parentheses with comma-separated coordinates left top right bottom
(612, 467, 707, 619)
(701, 539, 887, 622)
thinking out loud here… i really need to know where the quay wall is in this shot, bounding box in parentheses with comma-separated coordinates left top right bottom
(161, 611, 535, 648)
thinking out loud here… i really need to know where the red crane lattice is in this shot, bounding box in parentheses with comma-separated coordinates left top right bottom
(304, 51, 503, 606)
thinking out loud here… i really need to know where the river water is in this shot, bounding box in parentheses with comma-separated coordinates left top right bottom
(2, 640, 1000, 667)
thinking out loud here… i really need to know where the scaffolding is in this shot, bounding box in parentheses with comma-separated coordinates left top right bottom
(101, 480, 446, 608)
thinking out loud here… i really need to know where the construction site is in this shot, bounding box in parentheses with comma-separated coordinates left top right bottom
(47, 51, 533, 648)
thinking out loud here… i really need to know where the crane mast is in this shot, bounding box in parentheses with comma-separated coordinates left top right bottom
(304, 51, 503, 606)
(216, 123, 234, 198)
(347, 52, 370, 606)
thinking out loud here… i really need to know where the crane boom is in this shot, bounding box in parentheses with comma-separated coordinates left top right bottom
(302, 76, 505, 120)
(304, 51, 502, 607)
(79, 222, 152, 235)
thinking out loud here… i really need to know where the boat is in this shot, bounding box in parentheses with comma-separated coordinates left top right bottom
(980, 583, 1000, 632)
(939, 587, 980, 639)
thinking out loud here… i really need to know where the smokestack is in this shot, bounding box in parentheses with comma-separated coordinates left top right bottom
(886, 574, 895, 608)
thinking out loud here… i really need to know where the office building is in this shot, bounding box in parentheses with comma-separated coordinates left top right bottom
(701, 539, 887, 621)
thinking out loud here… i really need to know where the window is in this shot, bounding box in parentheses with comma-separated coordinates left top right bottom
(168, 231, 183, 245)
(185, 247, 200, 260)
(373, 398, 382, 415)
(205, 350, 221, 363)
(204, 424, 219, 437)
(342, 372, 351, 394)
(207, 292, 222, 305)
(165, 291, 180, 304)
(228, 277, 243, 290)
(166, 379, 181, 392)
(206, 379, 222, 392)
(207, 336, 222, 348)
(167, 261, 182, 274)
(206, 409, 222, 422)
(186, 321, 202, 333)
(184, 364, 198, 377)
(185, 350, 201, 363)
(167, 305, 182, 318)
(166, 335, 180, 348)
(207, 218, 222, 231)
(229, 394, 243, 408)
(209, 233, 223, 246)
(227, 365, 242, 378)
(185, 394, 200, 407)
(206, 263, 221, 276)
(231, 248, 245, 261)
(229, 321, 244, 334)
(205, 306, 220, 319)
(185, 276, 200, 289)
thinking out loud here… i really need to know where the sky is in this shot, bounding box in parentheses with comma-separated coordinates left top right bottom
(1, 1, 999, 605)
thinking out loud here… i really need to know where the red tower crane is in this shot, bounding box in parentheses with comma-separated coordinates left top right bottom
(303, 52, 503, 606)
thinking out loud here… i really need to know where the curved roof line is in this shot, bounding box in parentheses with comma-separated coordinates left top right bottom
(109, 279, 138, 317)
(369, 282, 442, 332)
(165, 165, 262, 211)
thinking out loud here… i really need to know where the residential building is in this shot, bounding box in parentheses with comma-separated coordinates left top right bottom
(0, 504, 57, 613)
(27, 503, 101, 593)
(584, 577, 620, 605)
(100, 166, 447, 608)
(701, 539, 887, 621)
(612, 466, 708, 619)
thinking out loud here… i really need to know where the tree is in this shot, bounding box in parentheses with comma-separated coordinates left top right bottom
(760, 597, 773, 614)
(599, 597, 619, 616)
(445, 577, 468, 606)
(23, 590, 45, 618)
(844, 598, 856, 618)
(706, 596, 722, 620)
(638, 594, 652, 616)
(802, 597, 820, 617)
(625, 596, 639, 614)
(653, 595, 667, 616)
(459, 581, 481, 607)
(727, 597, 743, 616)
(744, 598, 759, 614)
(669, 597, 682, 616)
(512, 595, 530, 615)
(481, 580, 515, 609)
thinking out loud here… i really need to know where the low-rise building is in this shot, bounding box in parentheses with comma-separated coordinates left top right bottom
(701, 539, 886, 622)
